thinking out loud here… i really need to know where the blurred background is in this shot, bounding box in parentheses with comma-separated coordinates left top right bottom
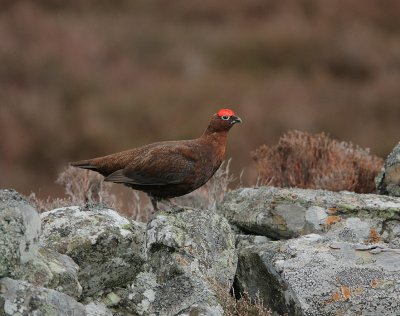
(1, 0, 400, 199)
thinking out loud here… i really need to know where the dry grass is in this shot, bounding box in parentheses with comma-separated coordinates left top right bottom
(212, 281, 271, 316)
(3, 1, 400, 196)
(251, 131, 383, 193)
(56, 166, 119, 207)
(28, 166, 152, 221)
(28, 166, 121, 211)
(28, 192, 70, 213)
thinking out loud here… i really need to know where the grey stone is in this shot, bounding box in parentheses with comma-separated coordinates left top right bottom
(222, 187, 400, 315)
(0, 190, 41, 278)
(0, 277, 87, 316)
(376, 142, 400, 196)
(146, 209, 237, 286)
(236, 234, 400, 316)
(13, 247, 82, 299)
(85, 302, 113, 316)
(40, 204, 147, 297)
(4, 186, 399, 316)
(236, 234, 271, 248)
(0, 190, 82, 299)
(116, 272, 223, 316)
(113, 209, 234, 315)
(218, 187, 400, 240)
(381, 220, 400, 248)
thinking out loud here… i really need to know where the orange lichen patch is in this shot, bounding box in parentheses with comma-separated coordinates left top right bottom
(332, 291, 341, 302)
(341, 286, 351, 300)
(326, 286, 362, 304)
(325, 215, 342, 227)
(325, 291, 341, 304)
(365, 228, 381, 244)
(328, 207, 337, 214)
(371, 279, 379, 289)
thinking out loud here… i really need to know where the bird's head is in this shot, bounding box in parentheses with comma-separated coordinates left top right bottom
(206, 108, 242, 134)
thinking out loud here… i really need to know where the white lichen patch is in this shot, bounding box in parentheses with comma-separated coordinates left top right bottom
(305, 206, 328, 231)
(40, 205, 146, 297)
(364, 197, 400, 211)
(4, 300, 19, 315)
(44, 205, 80, 215)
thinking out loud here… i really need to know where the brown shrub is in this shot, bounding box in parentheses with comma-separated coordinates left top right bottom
(251, 131, 383, 193)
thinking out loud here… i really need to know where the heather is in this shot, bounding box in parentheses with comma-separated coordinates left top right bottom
(2, 0, 400, 198)
(251, 131, 383, 193)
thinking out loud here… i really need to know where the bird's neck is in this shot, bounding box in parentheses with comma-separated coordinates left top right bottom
(201, 130, 229, 159)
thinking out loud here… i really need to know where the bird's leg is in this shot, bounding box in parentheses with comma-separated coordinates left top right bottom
(150, 197, 159, 213)
(149, 197, 187, 214)
(162, 199, 187, 214)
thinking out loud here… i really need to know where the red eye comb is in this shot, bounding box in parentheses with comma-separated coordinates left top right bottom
(217, 109, 235, 117)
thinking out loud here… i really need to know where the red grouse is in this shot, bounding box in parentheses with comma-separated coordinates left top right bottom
(71, 109, 241, 210)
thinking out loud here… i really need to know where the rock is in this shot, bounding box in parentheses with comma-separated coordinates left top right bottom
(5, 185, 398, 315)
(376, 142, 400, 196)
(39, 204, 147, 297)
(0, 190, 41, 278)
(223, 187, 400, 315)
(0, 277, 88, 316)
(85, 302, 113, 316)
(113, 209, 236, 315)
(13, 247, 82, 299)
(146, 209, 237, 285)
(236, 234, 400, 316)
(0, 189, 82, 299)
(236, 234, 271, 248)
(375, 140, 400, 200)
(115, 272, 223, 316)
(218, 187, 400, 240)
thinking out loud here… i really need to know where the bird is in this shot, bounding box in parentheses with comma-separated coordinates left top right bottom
(70, 108, 241, 211)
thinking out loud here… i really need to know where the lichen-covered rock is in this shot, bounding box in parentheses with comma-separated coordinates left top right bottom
(0, 277, 87, 316)
(0, 190, 82, 299)
(0, 190, 41, 278)
(111, 209, 234, 315)
(85, 302, 113, 316)
(376, 142, 400, 196)
(236, 234, 400, 316)
(13, 247, 82, 299)
(40, 204, 147, 297)
(218, 187, 400, 240)
(147, 209, 237, 286)
(236, 234, 271, 248)
(113, 272, 223, 316)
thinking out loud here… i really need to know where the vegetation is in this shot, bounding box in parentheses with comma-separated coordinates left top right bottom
(1, 1, 400, 196)
(251, 131, 383, 193)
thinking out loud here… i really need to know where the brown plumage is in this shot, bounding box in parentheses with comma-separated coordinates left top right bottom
(70, 108, 241, 210)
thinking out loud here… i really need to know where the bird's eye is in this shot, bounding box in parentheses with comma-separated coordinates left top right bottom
(221, 115, 230, 121)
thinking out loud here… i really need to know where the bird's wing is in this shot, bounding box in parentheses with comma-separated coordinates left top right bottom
(104, 150, 196, 186)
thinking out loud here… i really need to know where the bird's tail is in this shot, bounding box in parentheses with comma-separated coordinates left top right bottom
(70, 160, 98, 171)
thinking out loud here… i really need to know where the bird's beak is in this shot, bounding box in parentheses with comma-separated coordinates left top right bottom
(231, 116, 242, 124)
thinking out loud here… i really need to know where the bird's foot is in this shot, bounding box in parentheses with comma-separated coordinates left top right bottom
(163, 205, 188, 214)
(150, 197, 190, 215)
